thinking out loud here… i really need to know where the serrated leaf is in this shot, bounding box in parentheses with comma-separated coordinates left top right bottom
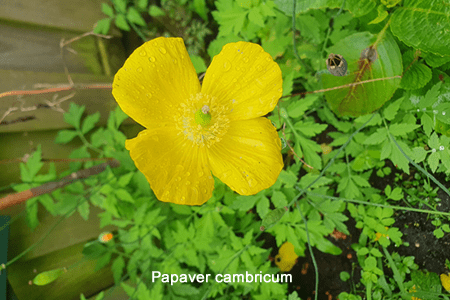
(112, 256, 125, 284)
(420, 82, 442, 109)
(115, 189, 134, 203)
(137, 0, 148, 10)
(401, 62, 432, 90)
(55, 130, 78, 144)
(294, 121, 327, 137)
(148, 5, 165, 16)
(94, 18, 112, 35)
(428, 151, 440, 173)
(391, 139, 411, 174)
(26, 199, 39, 230)
(78, 200, 90, 221)
(322, 32, 402, 117)
(389, 123, 420, 136)
(113, 0, 127, 13)
(287, 95, 318, 118)
(363, 129, 386, 145)
(391, 0, 450, 56)
(193, 0, 208, 20)
(115, 14, 130, 31)
(256, 196, 270, 219)
(127, 7, 146, 26)
(64, 103, 85, 129)
(383, 97, 403, 121)
(101, 3, 115, 17)
(190, 54, 207, 73)
(412, 147, 427, 162)
(421, 113, 433, 136)
(273, 0, 342, 15)
(81, 112, 100, 134)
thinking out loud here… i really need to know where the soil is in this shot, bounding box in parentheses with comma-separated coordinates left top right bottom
(264, 165, 450, 300)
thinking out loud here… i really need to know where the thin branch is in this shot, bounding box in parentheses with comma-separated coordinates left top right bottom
(0, 159, 120, 211)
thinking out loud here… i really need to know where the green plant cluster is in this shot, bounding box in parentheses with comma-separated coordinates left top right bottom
(12, 0, 450, 299)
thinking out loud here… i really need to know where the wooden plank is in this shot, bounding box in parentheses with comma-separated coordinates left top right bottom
(0, 22, 103, 75)
(0, 70, 130, 133)
(0, 0, 108, 33)
(0, 124, 143, 192)
(7, 238, 116, 300)
(3, 201, 117, 261)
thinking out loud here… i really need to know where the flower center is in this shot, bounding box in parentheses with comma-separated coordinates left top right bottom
(175, 93, 230, 147)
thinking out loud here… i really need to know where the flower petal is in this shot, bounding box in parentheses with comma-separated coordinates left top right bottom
(201, 42, 282, 121)
(113, 37, 200, 129)
(126, 127, 214, 205)
(207, 118, 283, 195)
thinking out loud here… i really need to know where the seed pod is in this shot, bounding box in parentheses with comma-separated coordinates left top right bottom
(361, 47, 377, 63)
(326, 53, 347, 76)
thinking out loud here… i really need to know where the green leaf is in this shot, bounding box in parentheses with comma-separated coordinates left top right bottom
(115, 14, 130, 31)
(212, 0, 247, 37)
(368, 5, 388, 24)
(115, 189, 134, 203)
(113, 0, 127, 13)
(78, 200, 90, 221)
(127, 7, 146, 26)
(389, 123, 420, 136)
(148, 5, 165, 16)
(55, 130, 78, 144)
(95, 252, 112, 270)
(81, 112, 100, 134)
(190, 54, 207, 74)
(33, 268, 65, 285)
(412, 147, 427, 162)
(434, 228, 444, 238)
(64, 103, 85, 129)
(101, 3, 114, 17)
(322, 32, 402, 117)
(420, 82, 442, 109)
(383, 97, 403, 121)
(273, 0, 342, 15)
(95, 292, 105, 300)
(26, 199, 39, 230)
(256, 196, 270, 219)
(287, 95, 318, 118)
(428, 151, 440, 173)
(271, 191, 288, 208)
(400, 52, 432, 90)
(94, 18, 112, 35)
(260, 207, 286, 230)
(390, 139, 412, 174)
(112, 256, 125, 284)
(391, 0, 450, 56)
(118, 172, 134, 187)
(193, 0, 208, 20)
(83, 241, 107, 259)
(248, 6, 265, 27)
(173, 284, 200, 296)
(22, 145, 44, 181)
(137, 0, 148, 10)
(114, 105, 129, 128)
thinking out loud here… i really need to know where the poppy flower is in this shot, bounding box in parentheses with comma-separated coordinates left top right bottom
(274, 241, 298, 272)
(112, 37, 283, 205)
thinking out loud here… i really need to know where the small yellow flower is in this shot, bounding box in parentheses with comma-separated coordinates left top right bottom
(274, 242, 298, 272)
(374, 226, 389, 241)
(441, 273, 450, 292)
(112, 37, 283, 205)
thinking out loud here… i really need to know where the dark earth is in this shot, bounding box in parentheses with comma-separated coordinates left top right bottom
(264, 165, 450, 300)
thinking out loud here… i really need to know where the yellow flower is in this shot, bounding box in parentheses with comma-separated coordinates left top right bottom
(274, 241, 298, 272)
(112, 37, 283, 205)
(374, 226, 389, 241)
(441, 273, 450, 292)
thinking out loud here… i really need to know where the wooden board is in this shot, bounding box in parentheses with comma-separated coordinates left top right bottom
(0, 23, 102, 75)
(0, 0, 108, 33)
(0, 70, 126, 133)
(7, 238, 116, 300)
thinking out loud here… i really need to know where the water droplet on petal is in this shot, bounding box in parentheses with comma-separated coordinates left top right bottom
(198, 171, 204, 177)
(139, 50, 146, 56)
(137, 67, 143, 72)
(243, 56, 249, 63)
(223, 59, 232, 71)
(240, 188, 248, 194)
(202, 188, 207, 194)
(191, 187, 199, 199)
(173, 58, 178, 64)
(146, 93, 152, 98)
(255, 78, 264, 89)
(186, 181, 191, 186)
(256, 65, 263, 71)
(149, 56, 156, 62)
(159, 47, 167, 54)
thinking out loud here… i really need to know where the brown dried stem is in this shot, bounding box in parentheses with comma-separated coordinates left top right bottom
(0, 159, 120, 211)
